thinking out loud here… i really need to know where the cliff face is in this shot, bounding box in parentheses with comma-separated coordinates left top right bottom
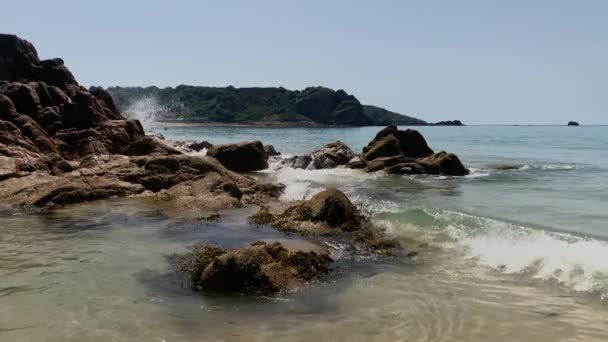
(0, 34, 146, 173)
(106, 85, 429, 126)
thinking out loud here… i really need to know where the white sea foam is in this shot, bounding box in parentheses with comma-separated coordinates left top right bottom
(520, 164, 585, 171)
(435, 211, 608, 292)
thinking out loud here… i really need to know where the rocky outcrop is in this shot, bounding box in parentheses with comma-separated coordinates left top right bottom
(432, 120, 464, 126)
(179, 241, 332, 295)
(249, 188, 397, 253)
(281, 141, 353, 170)
(207, 141, 269, 172)
(264, 144, 280, 156)
(0, 34, 282, 208)
(568, 121, 579, 126)
(350, 125, 469, 176)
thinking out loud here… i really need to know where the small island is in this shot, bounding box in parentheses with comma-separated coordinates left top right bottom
(568, 121, 580, 126)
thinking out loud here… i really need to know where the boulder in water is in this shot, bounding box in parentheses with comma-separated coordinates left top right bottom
(179, 241, 332, 295)
(207, 140, 269, 172)
(568, 121, 580, 126)
(348, 125, 469, 176)
(282, 141, 353, 170)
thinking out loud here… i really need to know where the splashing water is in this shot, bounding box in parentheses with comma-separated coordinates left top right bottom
(123, 96, 167, 131)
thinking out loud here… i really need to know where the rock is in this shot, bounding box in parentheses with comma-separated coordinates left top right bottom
(121, 136, 180, 156)
(250, 187, 364, 234)
(281, 141, 353, 170)
(568, 121, 580, 126)
(0, 156, 18, 180)
(186, 140, 213, 152)
(348, 126, 469, 176)
(249, 188, 398, 253)
(146, 132, 165, 140)
(0, 34, 284, 210)
(0, 174, 145, 206)
(180, 241, 332, 295)
(207, 141, 268, 172)
(0, 34, 78, 88)
(415, 152, 469, 176)
(264, 144, 280, 156)
(344, 156, 366, 169)
(493, 164, 523, 170)
(362, 125, 434, 161)
(432, 120, 464, 126)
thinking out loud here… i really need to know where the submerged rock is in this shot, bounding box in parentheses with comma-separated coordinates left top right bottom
(281, 141, 353, 170)
(179, 241, 332, 295)
(207, 140, 269, 172)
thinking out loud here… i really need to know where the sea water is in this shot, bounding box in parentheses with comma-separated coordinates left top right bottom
(2, 125, 608, 341)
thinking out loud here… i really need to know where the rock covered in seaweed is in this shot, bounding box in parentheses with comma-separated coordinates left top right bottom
(179, 241, 332, 295)
(249, 188, 397, 254)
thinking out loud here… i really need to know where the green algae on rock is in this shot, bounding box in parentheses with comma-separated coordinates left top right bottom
(179, 241, 333, 296)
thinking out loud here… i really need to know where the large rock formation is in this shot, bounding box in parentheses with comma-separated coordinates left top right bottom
(281, 141, 353, 170)
(349, 125, 469, 176)
(207, 140, 269, 172)
(0, 34, 282, 208)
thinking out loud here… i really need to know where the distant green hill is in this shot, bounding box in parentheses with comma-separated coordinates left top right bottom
(104, 85, 430, 126)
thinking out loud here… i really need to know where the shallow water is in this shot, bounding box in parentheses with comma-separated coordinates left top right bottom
(2, 125, 608, 341)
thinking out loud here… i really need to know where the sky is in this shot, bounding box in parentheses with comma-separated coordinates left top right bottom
(3, 0, 607, 124)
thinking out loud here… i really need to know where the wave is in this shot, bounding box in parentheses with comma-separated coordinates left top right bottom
(262, 156, 607, 294)
(423, 210, 608, 293)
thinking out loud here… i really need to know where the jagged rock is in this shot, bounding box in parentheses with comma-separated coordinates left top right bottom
(250, 187, 364, 234)
(347, 126, 469, 176)
(281, 141, 353, 170)
(207, 141, 268, 172)
(264, 144, 280, 156)
(0, 34, 78, 88)
(121, 136, 180, 156)
(0, 35, 283, 209)
(345, 156, 366, 169)
(432, 120, 464, 126)
(179, 241, 332, 295)
(362, 125, 434, 161)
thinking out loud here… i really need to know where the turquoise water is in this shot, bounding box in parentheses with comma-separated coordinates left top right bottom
(158, 125, 608, 237)
(3, 124, 608, 341)
(153, 124, 608, 293)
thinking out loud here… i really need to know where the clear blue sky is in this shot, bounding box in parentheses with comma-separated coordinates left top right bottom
(4, 0, 607, 124)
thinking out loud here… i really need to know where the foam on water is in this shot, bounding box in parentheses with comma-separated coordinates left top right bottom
(430, 210, 608, 293)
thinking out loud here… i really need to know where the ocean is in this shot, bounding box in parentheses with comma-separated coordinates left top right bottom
(2, 125, 608, 341)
